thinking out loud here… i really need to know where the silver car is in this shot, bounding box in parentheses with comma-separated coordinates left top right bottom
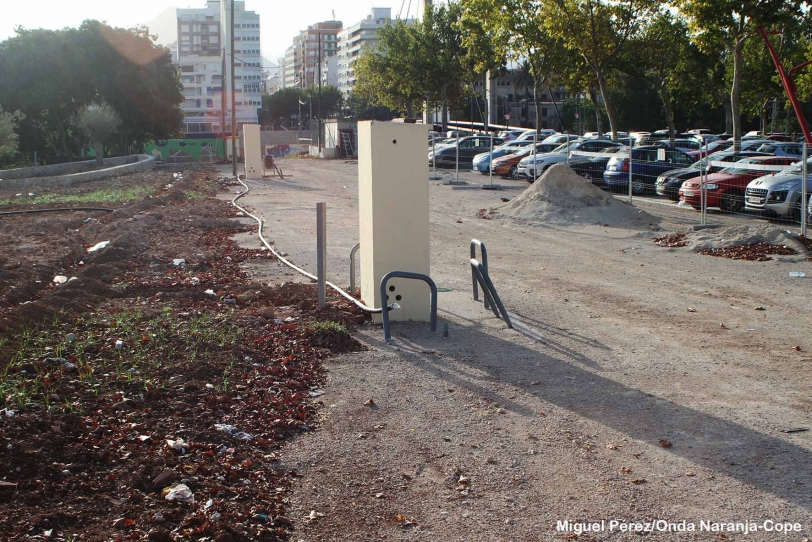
(744, 158, 812, 221)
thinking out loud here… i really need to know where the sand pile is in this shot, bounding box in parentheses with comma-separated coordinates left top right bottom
(498, 164, 659, 228)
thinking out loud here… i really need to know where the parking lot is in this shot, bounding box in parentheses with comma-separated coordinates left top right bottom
(229, 157, 812, 541)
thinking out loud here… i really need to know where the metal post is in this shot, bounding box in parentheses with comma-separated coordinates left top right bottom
(316, 202, 327, 309)
(802, 142, 808, 236)
(430, 136, 440, 180)
(455, 132, 460, 183)
(699, 143, 708, 226)
(489, 133, 494, 186)
(566, 130, 570, 166)
(628, 146, 633, 203)
(533, 131, 537, 181)
(349, 242, 360, 295)
(230, 0, 237, 178)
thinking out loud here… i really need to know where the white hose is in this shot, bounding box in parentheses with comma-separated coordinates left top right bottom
(230, 176, 384, 313)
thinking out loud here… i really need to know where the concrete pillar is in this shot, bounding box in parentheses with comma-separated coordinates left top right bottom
(358, 121, 430, 323)
(486, 70, 498, 128)
(243, 124, 262, 179)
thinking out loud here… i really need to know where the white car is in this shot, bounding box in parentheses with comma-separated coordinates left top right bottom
(517, 139, 624, 181)
(514, 129, 556, 142)
(542, 133, 579, 145)
(745, 157, 812, 221)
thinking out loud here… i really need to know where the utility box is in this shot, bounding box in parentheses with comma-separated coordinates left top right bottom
(243, 124, 262, 179)
(358, 121, 430, 323)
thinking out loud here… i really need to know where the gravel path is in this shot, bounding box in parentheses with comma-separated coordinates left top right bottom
(225, 160, 811, 541)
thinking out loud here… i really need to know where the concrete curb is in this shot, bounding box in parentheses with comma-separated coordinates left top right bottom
(0, 155, 156, 190)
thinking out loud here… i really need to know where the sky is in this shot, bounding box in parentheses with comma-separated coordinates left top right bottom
(0, 0, 425, 64)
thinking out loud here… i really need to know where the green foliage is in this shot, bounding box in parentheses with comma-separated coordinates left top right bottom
(0, 105, 19, 156)
(261, 86, 344, 128)
(0, 185, 154, 207)
(0, 21, 183, 163)
(75, 102, 121, 164)
(354, 1, 478, 127)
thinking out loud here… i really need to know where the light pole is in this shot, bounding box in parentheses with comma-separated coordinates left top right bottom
(230, 0, 237, 178)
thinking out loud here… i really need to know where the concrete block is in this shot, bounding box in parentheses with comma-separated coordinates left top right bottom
(358, 121, 430, 323)
(243, 124, 262, 180)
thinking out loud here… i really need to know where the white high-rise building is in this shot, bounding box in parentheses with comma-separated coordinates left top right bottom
(176, 0, 261, 135)
(336, 8, 414, 97)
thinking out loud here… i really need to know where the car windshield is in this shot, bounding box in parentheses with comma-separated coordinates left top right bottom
(789, 157, 812, 173)
(588, 147, 621, 161)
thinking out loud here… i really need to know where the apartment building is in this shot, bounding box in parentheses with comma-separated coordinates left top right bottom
(336, 8, 415, 97)
(281, 21, 342, 89)
(176, 0, 262, 135)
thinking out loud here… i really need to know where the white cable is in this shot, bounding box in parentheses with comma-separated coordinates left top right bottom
(230, 176, 385, 313)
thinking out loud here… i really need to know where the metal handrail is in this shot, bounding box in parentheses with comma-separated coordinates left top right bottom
(380, 271, 438, 342)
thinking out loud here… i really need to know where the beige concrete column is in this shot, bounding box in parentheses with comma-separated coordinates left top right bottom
(358, 121, 430, 323)
(242, 124, 262, 180)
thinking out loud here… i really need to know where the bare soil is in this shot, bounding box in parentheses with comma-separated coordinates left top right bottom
(0, 166, 367, 541)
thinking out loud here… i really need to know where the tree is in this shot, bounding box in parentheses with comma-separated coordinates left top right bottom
(354, 21, 427, 117)
(0, 21, 183, 163)
(543, 0, 655, 140)
(461, 0, 569, 133)
(631, 11, 695, 142)
(76, 103, 121, 165)
(0, 105, 19, 156)
(304, 85, 344, 119)
(676, 0, 802, 149)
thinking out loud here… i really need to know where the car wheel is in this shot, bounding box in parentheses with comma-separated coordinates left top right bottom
(791, 201, 802, 223)
(580, 173, 592, 182)
(509, 166, 519, 179)
(720, 190, 743, 213)
(632, 179, 646, 195)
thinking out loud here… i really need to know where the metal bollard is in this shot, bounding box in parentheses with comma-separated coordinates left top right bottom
(316, 202, 327, 309)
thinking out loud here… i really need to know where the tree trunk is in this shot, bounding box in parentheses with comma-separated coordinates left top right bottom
(533, 80, 541, 134)
(596, 70, 619, 141)
(730, 39, 745, 151)
(547, 86, 564, 132)
(483, 79, 489, 133)
(722, 101, 733, 134)
(659, 86, 676, 147)
(588, 88, 602, 134)
(93, 141, 104, 166)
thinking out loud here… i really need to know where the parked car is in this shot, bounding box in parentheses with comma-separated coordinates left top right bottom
(655, 151, 769, 200)
(541, 133, 579, 145)
(755, 142, 804, 159)
(472, 140, 532, 174)
(568, 146, 626, 185)
(679, 156, 798, 212)
(490, 143, 559, 178)
(498, 129, 528, 141)
(603, 145, 694, 194)
(515, 129, 555, 142)
(518, 139, 624, 181)
(744, 157, 812, 222)
(428, 136, 505, 168)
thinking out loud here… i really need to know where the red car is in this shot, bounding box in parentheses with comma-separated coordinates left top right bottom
(679, 156, 797, 213)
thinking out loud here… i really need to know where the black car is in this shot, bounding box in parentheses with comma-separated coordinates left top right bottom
(429, 136, 505, 168)
(655, 150, 769, 201)
(568, 147, 625, 185)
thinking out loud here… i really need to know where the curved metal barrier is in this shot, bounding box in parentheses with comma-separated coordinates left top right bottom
(470, 239, 490, 308)
(470, 258, 513, 328)
(380, 271, 438, 342)
(349, 242, 361, 294)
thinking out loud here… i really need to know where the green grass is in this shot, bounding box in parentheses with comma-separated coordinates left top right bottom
(0, 185, 154, 207)
(183, 189, 211, 200)
(0, 308, 246, 410)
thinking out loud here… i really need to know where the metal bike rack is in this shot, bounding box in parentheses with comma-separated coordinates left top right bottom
(470, 239, 490, 309)
(380, 271, 438, 342)
(349, 242, 360, 294)
(470, 258, 513, 328)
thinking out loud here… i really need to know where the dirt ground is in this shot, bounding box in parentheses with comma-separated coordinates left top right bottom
(0, 166, 368, 541)
(228, 158, 812, 541)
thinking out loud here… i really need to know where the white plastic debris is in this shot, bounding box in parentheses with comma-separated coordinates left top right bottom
(53, 275, 68, 285)
(87, 241, 110, 253)
(172, 259, 186, 267)
(0, 408, 15, 418)
(235, 211, 245, 217)
(189, 277, 200, 286)
(284, 316, 295, 322)
(28, 193, 34, 197)
(164, 484, 194, 504)
(115, 340, 124, 350)
(205, 289, 215, 296)
(166, 438, 187, 452)
(214, 424, 253, 441)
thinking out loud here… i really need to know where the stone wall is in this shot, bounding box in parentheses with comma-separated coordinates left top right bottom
(0, 155, 155, 190)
